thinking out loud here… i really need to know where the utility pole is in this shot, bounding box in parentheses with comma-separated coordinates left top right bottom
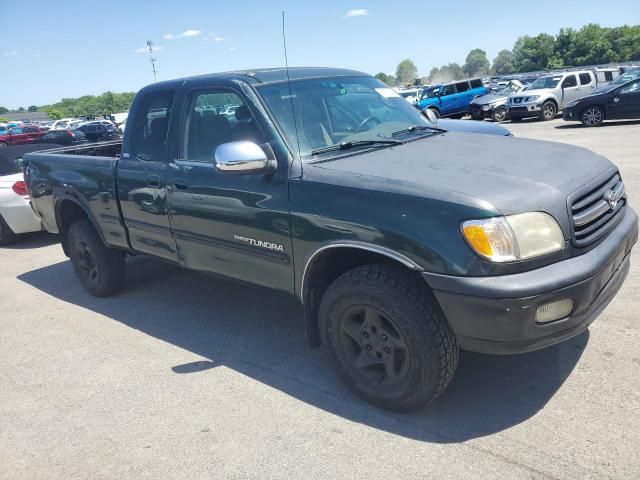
(146, 40, 158, 82)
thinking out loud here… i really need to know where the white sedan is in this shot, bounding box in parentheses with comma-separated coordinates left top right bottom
(0, 148, 46, 245)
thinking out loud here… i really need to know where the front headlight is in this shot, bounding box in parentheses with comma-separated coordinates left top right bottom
(481, 104, 492, 111)
(527, 95, 539, 102)
(462, 212, 564, 262)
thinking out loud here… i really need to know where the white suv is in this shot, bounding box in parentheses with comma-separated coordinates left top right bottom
(507, 70, 596, 121)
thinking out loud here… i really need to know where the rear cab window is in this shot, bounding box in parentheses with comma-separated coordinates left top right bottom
(579, 73, 593, 85)
(130, 91, 175, 161)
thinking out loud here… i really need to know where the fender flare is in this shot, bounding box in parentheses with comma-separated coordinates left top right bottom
(54, 195, 108, 254)
(299, 241, 424, 347)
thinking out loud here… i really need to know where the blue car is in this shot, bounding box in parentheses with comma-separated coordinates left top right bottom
(417, 78, 488, 118)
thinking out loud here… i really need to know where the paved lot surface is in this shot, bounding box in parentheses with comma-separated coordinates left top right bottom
(2, 118, 640, 479)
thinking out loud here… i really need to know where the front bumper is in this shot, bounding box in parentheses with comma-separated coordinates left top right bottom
(508, 103, 542, 118)
(563, 108, 578, 121)
(469, 104, 492, 119)
(423, 207, 638, 354)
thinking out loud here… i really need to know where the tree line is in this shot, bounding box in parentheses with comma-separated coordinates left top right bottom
(0, 91, 136, 120)
(376, 23, 640, 86)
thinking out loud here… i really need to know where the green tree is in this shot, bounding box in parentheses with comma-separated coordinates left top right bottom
(513, 33, 555, 72)
(28, 105, 38, 112)
(17, 106, 26, 112)
(569, 24, 617, 65)
(395, 59, 418, 85)
(0, 106, 8, 114)
(463, 48, 490, 76)
(374, 72, 396, 86)
(491, 49, 517, 75)
(43, 107, 64, 120)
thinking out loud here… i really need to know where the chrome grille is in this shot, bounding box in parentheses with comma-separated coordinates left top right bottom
(570, 173, 626, 246)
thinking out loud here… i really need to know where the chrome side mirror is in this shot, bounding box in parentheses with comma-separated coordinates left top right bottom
(214, 141, 275, 174)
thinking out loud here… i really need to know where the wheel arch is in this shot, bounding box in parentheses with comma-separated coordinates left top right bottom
(580, 103, 607, 120)
(544, 97, 559, 109)
(55, 196, 106, 256)
(300, 242, 424, 347)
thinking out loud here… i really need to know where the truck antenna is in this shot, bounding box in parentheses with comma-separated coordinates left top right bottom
(146, 40, 158, 82)
(282, 11, 301, 160)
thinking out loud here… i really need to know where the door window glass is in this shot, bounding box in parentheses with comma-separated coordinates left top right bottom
(562, 75, 578, 88)
(579, 73, 592, 85)
(620, 81, 640, 94)
(440, 84, 456, 96)
(470, 79, 483, 88)
(131, 90, 175, 161)
(180, 90, 263, 161)
(455, 82, 470, 93)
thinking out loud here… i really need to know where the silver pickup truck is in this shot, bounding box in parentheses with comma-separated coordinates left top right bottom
(508, 70, 597, 121)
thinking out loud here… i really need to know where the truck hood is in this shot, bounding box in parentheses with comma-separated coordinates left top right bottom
(471, 93, 506, 105)
(510, 87, 553, 99)
(311, 132, 614, 234)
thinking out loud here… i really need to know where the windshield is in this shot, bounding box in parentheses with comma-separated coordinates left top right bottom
(257, 76, 431, 159)
(529, 76, 561, 90)
(610, 69, 640, 85)
(497, 82, 522, 96)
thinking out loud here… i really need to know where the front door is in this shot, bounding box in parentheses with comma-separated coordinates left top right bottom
(561, 74, 581, 106)
(613, 80, 640, 119)
(166, 86, 293, 293)
(117, 89, 179, 262)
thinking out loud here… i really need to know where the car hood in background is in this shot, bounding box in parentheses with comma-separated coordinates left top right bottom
(437, 119, 511, 136)
(470, 93, 507, 106)
(310, 132, 613, 234)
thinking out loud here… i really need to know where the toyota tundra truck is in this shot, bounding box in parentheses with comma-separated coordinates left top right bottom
(23, 68, 637, 411)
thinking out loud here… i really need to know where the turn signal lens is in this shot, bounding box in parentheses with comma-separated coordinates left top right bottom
(462, 225, 493, 257)
(462, 217, 518, 262)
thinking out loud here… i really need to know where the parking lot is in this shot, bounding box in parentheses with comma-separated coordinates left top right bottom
(1, 118, 639, 479)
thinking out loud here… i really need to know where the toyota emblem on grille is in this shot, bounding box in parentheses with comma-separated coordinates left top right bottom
(604, 189, 621, 210)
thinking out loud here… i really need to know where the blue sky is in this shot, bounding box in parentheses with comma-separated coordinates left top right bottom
(1, 0, 638, 109)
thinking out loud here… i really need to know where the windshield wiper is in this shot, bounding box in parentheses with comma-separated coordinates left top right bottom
(392, 124, 447, 136)
(311, 139, 401, 156)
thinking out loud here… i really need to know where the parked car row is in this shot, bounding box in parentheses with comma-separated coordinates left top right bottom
(0, 120, 121, 148)
(407, 67, 640, 128)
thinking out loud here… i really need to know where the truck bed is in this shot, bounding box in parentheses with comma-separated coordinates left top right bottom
(23, 140, 130, 251)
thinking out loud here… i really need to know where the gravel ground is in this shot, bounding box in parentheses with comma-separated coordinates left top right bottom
(1, 117, 639, 479)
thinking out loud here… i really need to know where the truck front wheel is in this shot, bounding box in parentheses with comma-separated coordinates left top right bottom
(319, 264, 458, 411)
(67, 219, 125, 297)
(539, 101, 557, 121)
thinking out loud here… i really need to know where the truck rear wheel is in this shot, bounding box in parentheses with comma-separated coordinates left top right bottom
(319, 264, 458, 411)
(0, 215, 19, 246)
(67, 219, 125, 297)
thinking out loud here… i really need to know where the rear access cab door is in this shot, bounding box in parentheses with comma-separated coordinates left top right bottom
(117, 89, 179, 262)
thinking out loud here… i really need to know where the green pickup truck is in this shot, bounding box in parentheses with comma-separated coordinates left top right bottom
(24, 68, 637, 411)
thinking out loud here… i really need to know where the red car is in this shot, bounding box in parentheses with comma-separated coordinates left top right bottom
(0, 125, 47, 147)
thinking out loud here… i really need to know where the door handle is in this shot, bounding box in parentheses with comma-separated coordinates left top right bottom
(173, 179, 189, 190)
(147, 175, 161, 188)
